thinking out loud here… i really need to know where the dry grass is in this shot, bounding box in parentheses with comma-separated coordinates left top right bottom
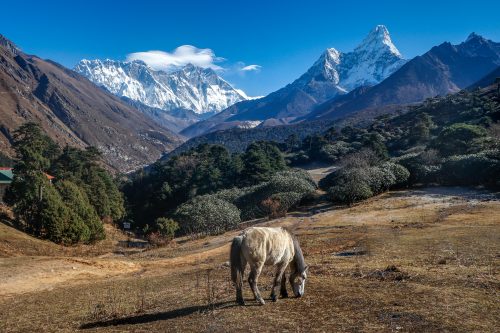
(0, 187, 499, 332)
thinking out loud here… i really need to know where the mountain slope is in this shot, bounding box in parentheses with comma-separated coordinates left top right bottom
(308, 33, 500, 121)
(181, 25, 405, 137)
(467, 66, 500, 90)
(74, 60, 249, 116)
(0, 35, 182, 172)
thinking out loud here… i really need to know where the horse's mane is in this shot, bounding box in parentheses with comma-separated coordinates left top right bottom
(284, 228, 306, 273)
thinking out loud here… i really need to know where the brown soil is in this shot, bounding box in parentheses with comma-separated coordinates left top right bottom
(0, 187, 498, 332)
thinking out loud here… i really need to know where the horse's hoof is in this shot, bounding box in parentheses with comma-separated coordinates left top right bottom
(271, 294, 277, 302)
(258, 298, 266, 305)
(281, 292, 289, 298)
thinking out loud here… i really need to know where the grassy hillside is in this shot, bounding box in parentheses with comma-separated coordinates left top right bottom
(0, 188, 498, 332)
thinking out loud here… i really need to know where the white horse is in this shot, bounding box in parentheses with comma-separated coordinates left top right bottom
(230, 227, 308, 305)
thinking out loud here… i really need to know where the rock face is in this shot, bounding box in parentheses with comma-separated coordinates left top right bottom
(308, 32, 500, 121)
(181, 25, 405, 137)
(74, 60, 249, 115)
(0, 34, 182, 172)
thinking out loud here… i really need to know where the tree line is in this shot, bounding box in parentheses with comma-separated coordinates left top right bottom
(4, 123, 124, 244)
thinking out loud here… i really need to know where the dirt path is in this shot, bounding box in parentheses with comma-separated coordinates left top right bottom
(0, 257, 139, 297)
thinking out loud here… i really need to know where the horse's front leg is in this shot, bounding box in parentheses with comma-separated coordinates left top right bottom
(248, 262, 265, 305)
(280, 271, 289, 298)
(271, 263, 288, 302)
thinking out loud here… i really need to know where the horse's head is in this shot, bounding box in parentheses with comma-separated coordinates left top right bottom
(290, 265, 308, 298)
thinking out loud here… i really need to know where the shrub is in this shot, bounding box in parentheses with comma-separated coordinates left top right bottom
(213, 187, 250, 204)
(146, 232, 167, 247)
(236, 170, 316, 220)
(382, 162, 410, 187)
(154, 217, 179, 239)
(266, 171, 317, 195)
(174, 195, 241, 236)
(366, 166, 396, 194)
(328, 178, 373, 204)
(396, 152, 441, 185)
(440, 152, 500, 186)
(323, 161, 409, 205)
(319, 141, 353, 162)
(318, 169, 339, 190)
(434, 123, 488, 156)
(261, 197, 286, 219)
(261, 191, 304, 219)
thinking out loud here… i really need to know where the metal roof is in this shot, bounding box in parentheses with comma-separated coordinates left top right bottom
(0, 168, 13, 184)
(0, 168, 54, 184)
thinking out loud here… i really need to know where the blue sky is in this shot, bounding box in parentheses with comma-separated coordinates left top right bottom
(1, 0, 499, 96)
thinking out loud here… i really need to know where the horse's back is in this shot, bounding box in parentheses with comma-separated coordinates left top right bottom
(240, 227, 294, 266)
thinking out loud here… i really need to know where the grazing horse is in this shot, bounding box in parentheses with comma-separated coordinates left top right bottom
(230, 226, 308, 305)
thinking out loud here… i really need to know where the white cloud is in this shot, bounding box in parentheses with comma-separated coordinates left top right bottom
(241, 64, 262, 72)
(126, 45, 224, 71)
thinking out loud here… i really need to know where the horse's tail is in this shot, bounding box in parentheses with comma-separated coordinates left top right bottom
(230, 236, 243, 284)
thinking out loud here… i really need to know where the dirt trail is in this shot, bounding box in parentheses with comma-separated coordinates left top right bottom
(0, 257, 139, 297)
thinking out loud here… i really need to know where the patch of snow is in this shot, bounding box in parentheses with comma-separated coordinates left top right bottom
(236, 120, 262, 129)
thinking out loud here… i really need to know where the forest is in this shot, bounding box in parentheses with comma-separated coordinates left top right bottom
(3, 86, 499, 244)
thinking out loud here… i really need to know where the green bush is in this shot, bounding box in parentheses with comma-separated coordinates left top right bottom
(323, 162, 409, 204)
(174, 195, 241, 235)
(213, 187, 251, 204)
(440, 152, 500, 186)
(270, 191, 304, 211)
(396, 152, 441, 185)
(328, 178, 373, 204)
(319, 141, 353, 162)
(236, 170, 316, 220)
(154, 217, 179, 239)
(366, 166, 396, 194)
(382, 162, 410, 187)
(318, 169, 339, 190)
(434, 123, 488, 156)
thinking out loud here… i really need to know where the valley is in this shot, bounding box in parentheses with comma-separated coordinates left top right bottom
(1, 6, 499, 332)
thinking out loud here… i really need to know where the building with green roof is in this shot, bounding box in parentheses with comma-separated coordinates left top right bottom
(0, 168, 14, 203)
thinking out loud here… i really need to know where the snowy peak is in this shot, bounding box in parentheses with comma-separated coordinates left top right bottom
(304, 48, 342, 84)
(74, 59, 249, 114)
(300, 25, 406, 93)
(355, 25, 402, 57)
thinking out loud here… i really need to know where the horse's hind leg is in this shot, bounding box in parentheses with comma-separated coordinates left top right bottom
(248, 262, 265, 305)
(236, 256, 246, 305)
(271, 263, 288, 302)
(280, 273, 288, 298)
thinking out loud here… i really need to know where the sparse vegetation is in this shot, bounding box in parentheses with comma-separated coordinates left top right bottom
(1, 188, 498, 332)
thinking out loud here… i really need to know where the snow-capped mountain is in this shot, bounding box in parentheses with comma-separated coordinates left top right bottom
(181, 25, 406, 137)
(74, 60, 249, 114)
(301, 25, 406, 92)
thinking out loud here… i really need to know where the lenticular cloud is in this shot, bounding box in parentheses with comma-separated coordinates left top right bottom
(126, 45, 224, 71)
